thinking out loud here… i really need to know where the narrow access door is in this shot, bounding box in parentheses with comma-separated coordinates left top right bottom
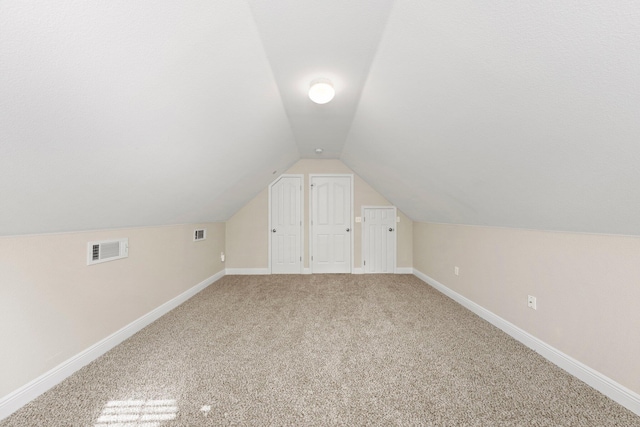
(310, 175, 352, 273)
(270, 175, 302, 274)
(362, 207, 396, 273)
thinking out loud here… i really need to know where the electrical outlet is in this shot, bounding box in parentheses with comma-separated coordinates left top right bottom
(220, 252, 225, 262)
(454, 266, 459, 276)
(527, 295, 537, 310)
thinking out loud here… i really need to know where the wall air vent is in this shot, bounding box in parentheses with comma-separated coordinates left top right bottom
(193, 229, 207, 241)
(87, 238, 128, 265)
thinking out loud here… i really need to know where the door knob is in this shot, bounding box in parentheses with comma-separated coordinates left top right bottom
(389, 228, 394, 232)
(272, 229, 276, 233)
(346, 228, 350, 232)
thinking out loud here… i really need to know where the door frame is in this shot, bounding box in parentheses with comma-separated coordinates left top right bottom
(268, 174, 304, 274)
(309, 174, 354, 274)
(361, 205, 397, 273)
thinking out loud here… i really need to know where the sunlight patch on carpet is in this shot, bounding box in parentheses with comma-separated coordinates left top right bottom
(94, 399, 177, 427)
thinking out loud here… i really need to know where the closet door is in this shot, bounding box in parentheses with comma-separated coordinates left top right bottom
(362, 207, 396, 273)
(270, 176, 302, 274)
(310, 175, 352, 273)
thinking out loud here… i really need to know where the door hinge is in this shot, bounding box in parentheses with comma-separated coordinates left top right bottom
(300, 256, 302, 261)
(364, 260, 366, 266)
(311, 256, 314, 261)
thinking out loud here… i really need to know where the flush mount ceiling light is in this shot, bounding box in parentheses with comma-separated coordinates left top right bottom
(308, 78, 335, 104)
(315, 148, 324, 154)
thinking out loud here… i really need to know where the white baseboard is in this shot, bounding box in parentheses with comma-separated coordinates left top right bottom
(225, 268, 269, 275)
(352, 267, 412, 274)
(0, 269, 226, 422)
(225, 268, 314, 275)
(413, 269, 640, 417)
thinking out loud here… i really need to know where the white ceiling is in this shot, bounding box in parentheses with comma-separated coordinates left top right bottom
(2, 1, 640, 236)
(342, 1, 640, 235)
(247, 0, 394, 158)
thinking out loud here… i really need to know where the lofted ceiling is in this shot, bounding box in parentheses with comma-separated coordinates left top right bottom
(1, 1, 640, 236)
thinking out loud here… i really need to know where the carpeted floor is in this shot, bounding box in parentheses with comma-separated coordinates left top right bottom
(2, 274, 639, 426)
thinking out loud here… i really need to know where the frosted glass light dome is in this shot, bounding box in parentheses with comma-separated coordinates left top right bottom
(308, 78, 335, 104)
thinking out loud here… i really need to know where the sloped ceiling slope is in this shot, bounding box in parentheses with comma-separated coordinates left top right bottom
(0, 0, 298, 236)
(343, 1, 640, 235)
(3, 1, 640, 238)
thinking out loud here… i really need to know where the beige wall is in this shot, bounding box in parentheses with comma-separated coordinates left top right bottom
(413, 222, 640, 395)
(226, 159, 413, 270)
(396, 211, 413, 268)
(0, 222, 225, 398)
(225, 191, 269, 269)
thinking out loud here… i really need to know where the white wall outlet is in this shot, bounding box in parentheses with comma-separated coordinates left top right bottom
(527, 295, 537, 310)
(220, 252, 225, 262)
(454, 266, 459, 276)
(355, 217, 361, 223)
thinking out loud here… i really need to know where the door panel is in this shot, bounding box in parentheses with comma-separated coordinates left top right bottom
(317, 183, 329, 225)
(270, 176, 302, 274)
(334, 184, 345, 224)
(311, 176, 352, 273)
(316, 234, 329, 263)
(363, 207, 396, 273)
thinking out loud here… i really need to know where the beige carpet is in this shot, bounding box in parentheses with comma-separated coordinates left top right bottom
(2, 274, 638, 426)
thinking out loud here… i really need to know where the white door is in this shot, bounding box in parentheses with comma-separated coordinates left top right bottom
(270, 176, 302, 274)
(362, 207, 396, 273)
(311, 176, 352, 273)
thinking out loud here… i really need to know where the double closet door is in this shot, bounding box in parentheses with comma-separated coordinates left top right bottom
(270, 174, 353, 274)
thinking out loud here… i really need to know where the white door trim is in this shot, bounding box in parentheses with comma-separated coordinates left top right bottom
(361, 205, 397, 273)
(309, 174, 354, 274)
(268, 174, 304, 274)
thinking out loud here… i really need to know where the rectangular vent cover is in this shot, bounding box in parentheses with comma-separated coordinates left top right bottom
(194, 229, 206, 241)
(87, 238, 128, 265)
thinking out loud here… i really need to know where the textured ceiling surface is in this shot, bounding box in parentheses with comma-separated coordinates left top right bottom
(341, 1, 640, 235)
(1, 1, 640, 236)
(0, 0, 299, 235)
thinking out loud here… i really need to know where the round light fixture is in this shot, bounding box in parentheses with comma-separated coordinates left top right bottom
(308, 78, 335, 104)
(315, 148, 324, 155)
